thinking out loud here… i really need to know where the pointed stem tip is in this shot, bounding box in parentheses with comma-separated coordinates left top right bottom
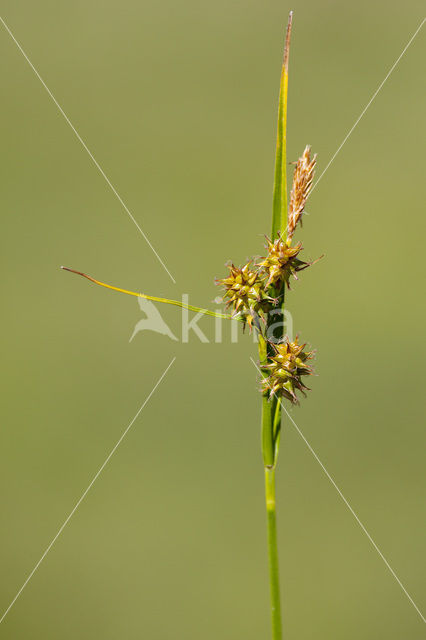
(284, 11, 293, 73)
(61, 266, 97, 284)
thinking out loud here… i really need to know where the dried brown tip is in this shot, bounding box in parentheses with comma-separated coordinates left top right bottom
(287, 145, 316, 241)
(61, 266, 98, 284)
(283, 11, 293, 73)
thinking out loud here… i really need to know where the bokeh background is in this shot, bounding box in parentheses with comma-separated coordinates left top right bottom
(1, 1, 425, 638)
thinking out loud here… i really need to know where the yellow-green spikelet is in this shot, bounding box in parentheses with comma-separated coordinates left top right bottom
(216, 263, 273, 329)
(257, 237, 309, 289)
(262, 337, 314, 403)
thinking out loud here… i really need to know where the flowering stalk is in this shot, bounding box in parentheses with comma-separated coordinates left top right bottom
(62, 11, 320, 639)
(259, 13, 293, 639)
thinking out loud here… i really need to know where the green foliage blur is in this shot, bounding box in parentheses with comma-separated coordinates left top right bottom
(1, 1, 425, 638)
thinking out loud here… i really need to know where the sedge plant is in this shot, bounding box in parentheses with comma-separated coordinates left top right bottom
(62, 12, 320, 639)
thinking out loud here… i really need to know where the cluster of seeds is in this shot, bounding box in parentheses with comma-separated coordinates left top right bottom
(217, 263, 275, 331)
(261, 338, 314, 403)
(216, 146, 319, 404)
(257, 238, 308, 289)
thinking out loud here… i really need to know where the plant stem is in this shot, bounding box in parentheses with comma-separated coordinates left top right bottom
(261, 12, 293, 639)
(265, 467, 282, 640)
(259, 335, 274, 467)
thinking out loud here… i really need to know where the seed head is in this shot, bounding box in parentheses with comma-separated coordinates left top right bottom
(257, 236, 309, 289)
(261, 337, 314, 403)
(216, 263, 273, 330)
(288, 146, 316, 240)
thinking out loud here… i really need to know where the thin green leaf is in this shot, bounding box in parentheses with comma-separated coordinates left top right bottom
(61, 266, 238, 321)
(271, 12, 293, 241)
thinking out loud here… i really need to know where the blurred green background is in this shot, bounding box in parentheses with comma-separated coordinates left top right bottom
(1, 1, 425, 638)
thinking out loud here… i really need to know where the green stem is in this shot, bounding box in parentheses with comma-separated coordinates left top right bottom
(262, 12, 293, 639)
(265, 467, 282, 640)
(259, 335, 274, 467)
